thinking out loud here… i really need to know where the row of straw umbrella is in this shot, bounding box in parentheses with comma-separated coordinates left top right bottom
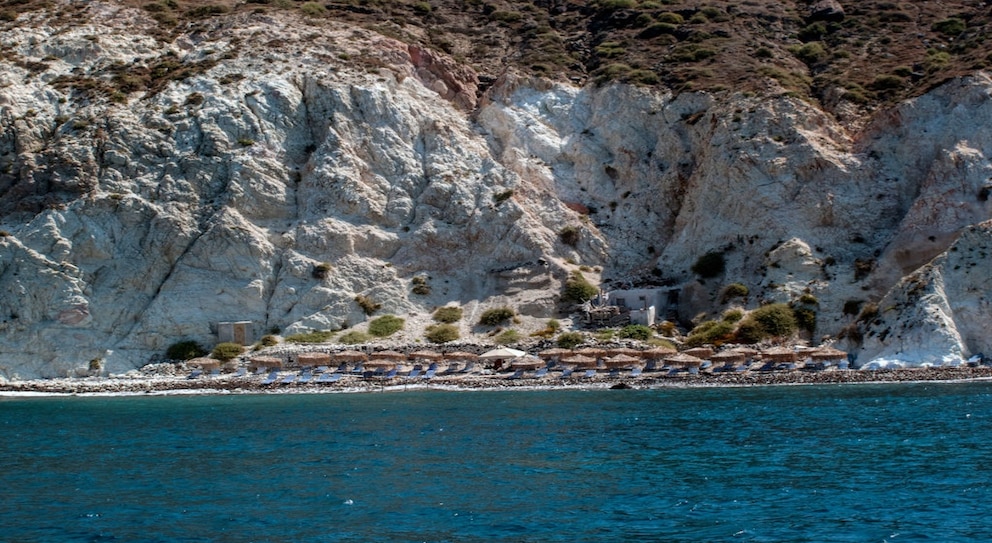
(252, 345, 848, 371)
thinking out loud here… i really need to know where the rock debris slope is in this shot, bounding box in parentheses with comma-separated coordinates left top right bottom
(0, 6, 990, 377)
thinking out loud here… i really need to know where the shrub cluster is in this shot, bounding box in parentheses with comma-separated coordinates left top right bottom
(166, 340, 207, 361)
(720, 282, 748, 303)
(433, 306, 463, 323)
(618, 324, 652, 341)
(479, 307, 515, 326)
(211, 342, 243, 362)
(338, 331, 371, 345)
(556, 331, 584, 349)
(685, 320, 736, 347)
(355, 294, 381, 315)
(562, 271, 598, 303)
(284, 330, 335, 344)
(425, 324, 459, 344)
(312, 262, 332, 280)
(494, 329, 521, 345)
(735, 303, 797, 343)
(368, 315, 404, 338)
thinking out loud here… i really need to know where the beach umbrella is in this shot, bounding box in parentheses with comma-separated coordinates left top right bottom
(510, 356, 544, 370)
(370, 350, 405, 360)
(710, 350, 746, 364)
(409, 350, 444, 361)
(249, 355, 282, 371)
(576, 347, 607, 359)
(608, 348, 643, 358)
(664, 352, 705, 368)
(642, 346, 677, 359)
(479, 347, 527, 360)
(333, 350, 368, 362)
(561, 354, 598, 369)
(683, 347, 714, 360)
(297, 352, 331, 366)
(538, 348, 571, 360)
(811, 347, 848, 362)
(604, 353, 641, 369)
(762, 346, 798, 363)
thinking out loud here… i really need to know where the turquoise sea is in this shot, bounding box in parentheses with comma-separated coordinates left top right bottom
(2, 383, 991, 542)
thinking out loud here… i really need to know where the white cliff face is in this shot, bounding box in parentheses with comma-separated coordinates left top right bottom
(0, 5, 990, 377)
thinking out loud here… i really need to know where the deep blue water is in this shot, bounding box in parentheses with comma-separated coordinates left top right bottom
(2, 383, 992, 542)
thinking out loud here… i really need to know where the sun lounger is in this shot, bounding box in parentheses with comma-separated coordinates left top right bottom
(254, 366, 266, 375)
(261, 371, 279, 385)
(298, 372, 312, 384)
(317, 372, 341, 383)
(608, 368, 620, 378)
(582, 369, 596, 378)
(280, 374, 297, 384)
(630, 367, 642, 377)
(209, 368, 221, 377)
(235, 367, 247, 377)
(688, 366, 699, 375)
(186, 369, 203, 380)
(315, 366, 328, 374)
(560, 368, 574, 378)
(534, 367, 548, 378)
(408, 365, 422, 379)
(385, 368, 398, 379)
(423, 363, 437, 379)
(508, 370, 524, 380)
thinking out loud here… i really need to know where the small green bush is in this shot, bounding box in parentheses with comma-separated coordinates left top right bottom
(211, 342, 244, 362)
(312, 262, 332, 280)
(789, 42, 827, 65)
(355, 294, 381, 315)
(741, 303, 798, 341)
(556, 332, 585, 349)
(596, 0, 637, 9)
(619, 324, 652, 341)
(494, 329, 521, 345)
(722, 308, 744, 323)
(493, 189, 514, 205)
(559, 226, 580, 246)
(187, 4, 229, 17)
(843, 300, 863, 316)
(639, 22, 678, 39)
(479, 307, 515, 326)
(721, 282, 749, 303)
(411, 276, 431, 295)
(285, 330, 335, 344)
(433, 306, 463, 323)
(932, 18, 966, 36)
(793, 307, 817, 334)
(657, 12, 683, 24)
(798, 294, 819, 306)
(868, 75, 905, 91)
(368, 315, 404, 338)
(339, 330, 371, 344)
(425, 324, 459, 344)
(692, 251, 726, 278)
(166, 340, 207, 361)
(259, 334, 279, 347)
(685, 320, 736, 347)
(562, 272, 599, 303)
(300, 1, 327, 16)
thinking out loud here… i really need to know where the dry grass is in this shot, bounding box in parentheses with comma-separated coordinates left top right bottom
(4, 0, 989, 113)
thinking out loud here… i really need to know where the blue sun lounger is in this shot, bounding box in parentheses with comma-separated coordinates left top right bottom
(631, 367, 642, 377)
(186, 369, 203, 380)
(582, 369, 596, 378)
(560, 368, 574, 378)
(261, 371, 279, 385)
(280, 374, 297, 385)
(534, 367, 548, 378)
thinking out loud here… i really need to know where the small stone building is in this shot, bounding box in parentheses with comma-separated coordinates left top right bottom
(217, 321, 254, 346)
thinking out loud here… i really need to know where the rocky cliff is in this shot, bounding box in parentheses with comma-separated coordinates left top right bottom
(1, 4, 990, 378)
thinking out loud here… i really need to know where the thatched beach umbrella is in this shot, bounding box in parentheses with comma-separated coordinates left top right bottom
(811, 347, 848, 362)
(510, 356, 544, 370)
(642, 346, 677, 360)
(664, 352, 705, 368)
(762, 346, 798, 363)
(297, 352, 331, 367)
(408, 350, 444, 361)
(190, 357, 221, 371)
(370, 350, 406, 361)
(608, 347, 643, 358)
(562, 354, 598, 369)
(683, 347, 714, 360)
(333, 350, 368, 362)
(249, 355, 282, 372)
(710, 350, 746, 365)
(538, 348, 571, 361)
(604, 353, 641, 369)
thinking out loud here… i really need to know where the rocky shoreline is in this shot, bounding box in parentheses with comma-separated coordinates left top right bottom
(3, 365, 992, 396)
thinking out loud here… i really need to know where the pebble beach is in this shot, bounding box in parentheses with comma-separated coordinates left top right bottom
(3, 363, 992, 396)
